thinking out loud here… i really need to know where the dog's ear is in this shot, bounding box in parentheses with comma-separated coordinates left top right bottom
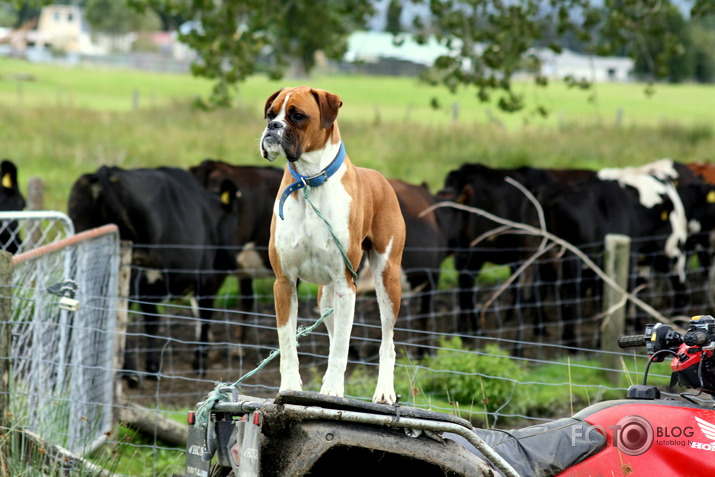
(264, 89, 283, 118)
(310, 88, 342, 129)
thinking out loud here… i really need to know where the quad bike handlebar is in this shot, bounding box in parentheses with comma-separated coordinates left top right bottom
(617, 334, 646, 348)
(618, 315, 715, 398)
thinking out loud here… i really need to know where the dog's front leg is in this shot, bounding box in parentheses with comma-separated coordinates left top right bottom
(320, 282, 355, 397)
(274, 275, 302, 391)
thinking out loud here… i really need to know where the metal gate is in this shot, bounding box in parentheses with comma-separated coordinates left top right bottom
(3, 222, 119, 455)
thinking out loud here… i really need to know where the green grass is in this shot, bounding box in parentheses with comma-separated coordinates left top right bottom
(2, 57, 714, 212)
(333, 341, 676, 428)
(3, 57, 714, 125)
(88, 424, 185, 476)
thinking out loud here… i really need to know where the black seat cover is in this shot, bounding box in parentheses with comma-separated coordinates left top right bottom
(444, 417, 606, 476)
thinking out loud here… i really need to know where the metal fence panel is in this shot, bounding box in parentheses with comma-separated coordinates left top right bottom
(9, 224, 119, 454)
(0, 210, 74, 254)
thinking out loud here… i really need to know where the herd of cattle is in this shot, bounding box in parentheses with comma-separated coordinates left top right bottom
(3, 157, 715, 375)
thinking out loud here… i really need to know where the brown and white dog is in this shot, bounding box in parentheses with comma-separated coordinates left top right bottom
(260, 86, 406, 404)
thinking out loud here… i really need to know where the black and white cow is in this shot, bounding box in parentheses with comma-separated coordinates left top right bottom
(68, 165, 239, 378)
(530, 159, 701, 345)
(0, 160, 26, 253)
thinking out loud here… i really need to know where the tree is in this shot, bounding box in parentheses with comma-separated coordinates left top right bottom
(129, 0, 374, 108)
(689, 16, 715, 83)
(385, 0, 403, 35)
(124, 0, 714, 111)
(411, 0, 715, 115)
(85, 0, 159, 38)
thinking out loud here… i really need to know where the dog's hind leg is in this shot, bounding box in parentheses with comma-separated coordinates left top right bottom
(274, 275, 302, 392)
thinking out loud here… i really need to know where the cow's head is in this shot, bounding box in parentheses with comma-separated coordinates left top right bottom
(0, 160, 25, 254)
(213, 178, 241, 271)
(0, 160, 25, 211)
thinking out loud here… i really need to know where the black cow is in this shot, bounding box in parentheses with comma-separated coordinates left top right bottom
(437, 164, 560, 335)
(67, 166, 238, 378)
(0, 160, 27, 253)
(189, 159, 283, 311)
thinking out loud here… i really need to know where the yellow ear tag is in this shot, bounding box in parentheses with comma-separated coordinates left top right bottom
(707, 191, 715, 203)
(661, 210, 668, 221)
(2, 173, 11, 188)
(221, 191, 230, 204)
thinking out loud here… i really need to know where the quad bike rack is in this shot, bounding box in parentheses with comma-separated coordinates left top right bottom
(186, 389, 515, 477)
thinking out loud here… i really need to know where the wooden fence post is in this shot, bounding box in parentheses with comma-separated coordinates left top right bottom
(0, 251, 12, 430)
(27, 177, 44, 247)
(113, 241, 132, 411)
(602, 234, 631, 385)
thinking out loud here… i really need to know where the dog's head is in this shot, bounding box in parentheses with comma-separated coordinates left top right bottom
(260, 86, 342, 163)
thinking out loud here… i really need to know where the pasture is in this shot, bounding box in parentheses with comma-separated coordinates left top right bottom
(1, 57, 714, 212)
(3, 57, 715, 475)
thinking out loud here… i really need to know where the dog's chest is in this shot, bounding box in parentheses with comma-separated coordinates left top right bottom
(275, 181, 354, 285)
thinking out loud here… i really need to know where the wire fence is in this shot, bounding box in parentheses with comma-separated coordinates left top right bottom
(121, 238, 712, 409)
(4, 223, 714, 474)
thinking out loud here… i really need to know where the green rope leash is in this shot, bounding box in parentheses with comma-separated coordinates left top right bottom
(303, 184, 359, 286)
(195, 307, 333, 428)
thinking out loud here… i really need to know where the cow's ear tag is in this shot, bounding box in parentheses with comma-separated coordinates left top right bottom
(707, 191, 715, 203)
(661, 210, 669, 221)
(221, 191, 230, 205)
(2, 173, 12, 188)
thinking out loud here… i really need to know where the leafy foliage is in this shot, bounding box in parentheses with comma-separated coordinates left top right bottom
(128, 0, 374, 108)
(412, 0, 715, 115)
(418, 338, 528, 415)
(85, 0, 160, 37)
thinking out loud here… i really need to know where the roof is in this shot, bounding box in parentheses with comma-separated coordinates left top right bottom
(345, 31, 449, 66)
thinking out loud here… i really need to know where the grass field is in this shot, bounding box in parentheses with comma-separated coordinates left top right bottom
(1, 57, 714, 211)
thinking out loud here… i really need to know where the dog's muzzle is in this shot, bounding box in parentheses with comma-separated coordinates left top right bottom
(260, 126, 284, 162)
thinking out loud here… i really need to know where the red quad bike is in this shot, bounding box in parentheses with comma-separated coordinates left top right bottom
(186, 315, 715, 477)
(447, 314, 715, 476)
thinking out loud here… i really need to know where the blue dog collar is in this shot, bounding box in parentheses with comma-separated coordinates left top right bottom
(278, 141, 346, 220)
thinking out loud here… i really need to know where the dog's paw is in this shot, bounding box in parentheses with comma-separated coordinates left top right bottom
(319, 384, 344, 398)
(372, 389, 397, 406)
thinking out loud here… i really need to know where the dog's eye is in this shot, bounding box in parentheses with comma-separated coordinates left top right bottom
(292, 112, 307, 122)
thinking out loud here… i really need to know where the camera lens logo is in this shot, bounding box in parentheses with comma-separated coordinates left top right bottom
(615, 416, 654, 456)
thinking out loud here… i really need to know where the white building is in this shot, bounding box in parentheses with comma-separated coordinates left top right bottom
(34, 5, 101, 54)
(344, 31, 633, 83)
(534, 47, 633, 82)
(345, 31, 448, 67)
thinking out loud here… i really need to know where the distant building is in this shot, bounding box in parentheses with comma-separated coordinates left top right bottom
(344, 31, 447, 75)
(534, 48, 633, 82)
(34, 5, 100, 54)
(344, 31, 633, 82)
